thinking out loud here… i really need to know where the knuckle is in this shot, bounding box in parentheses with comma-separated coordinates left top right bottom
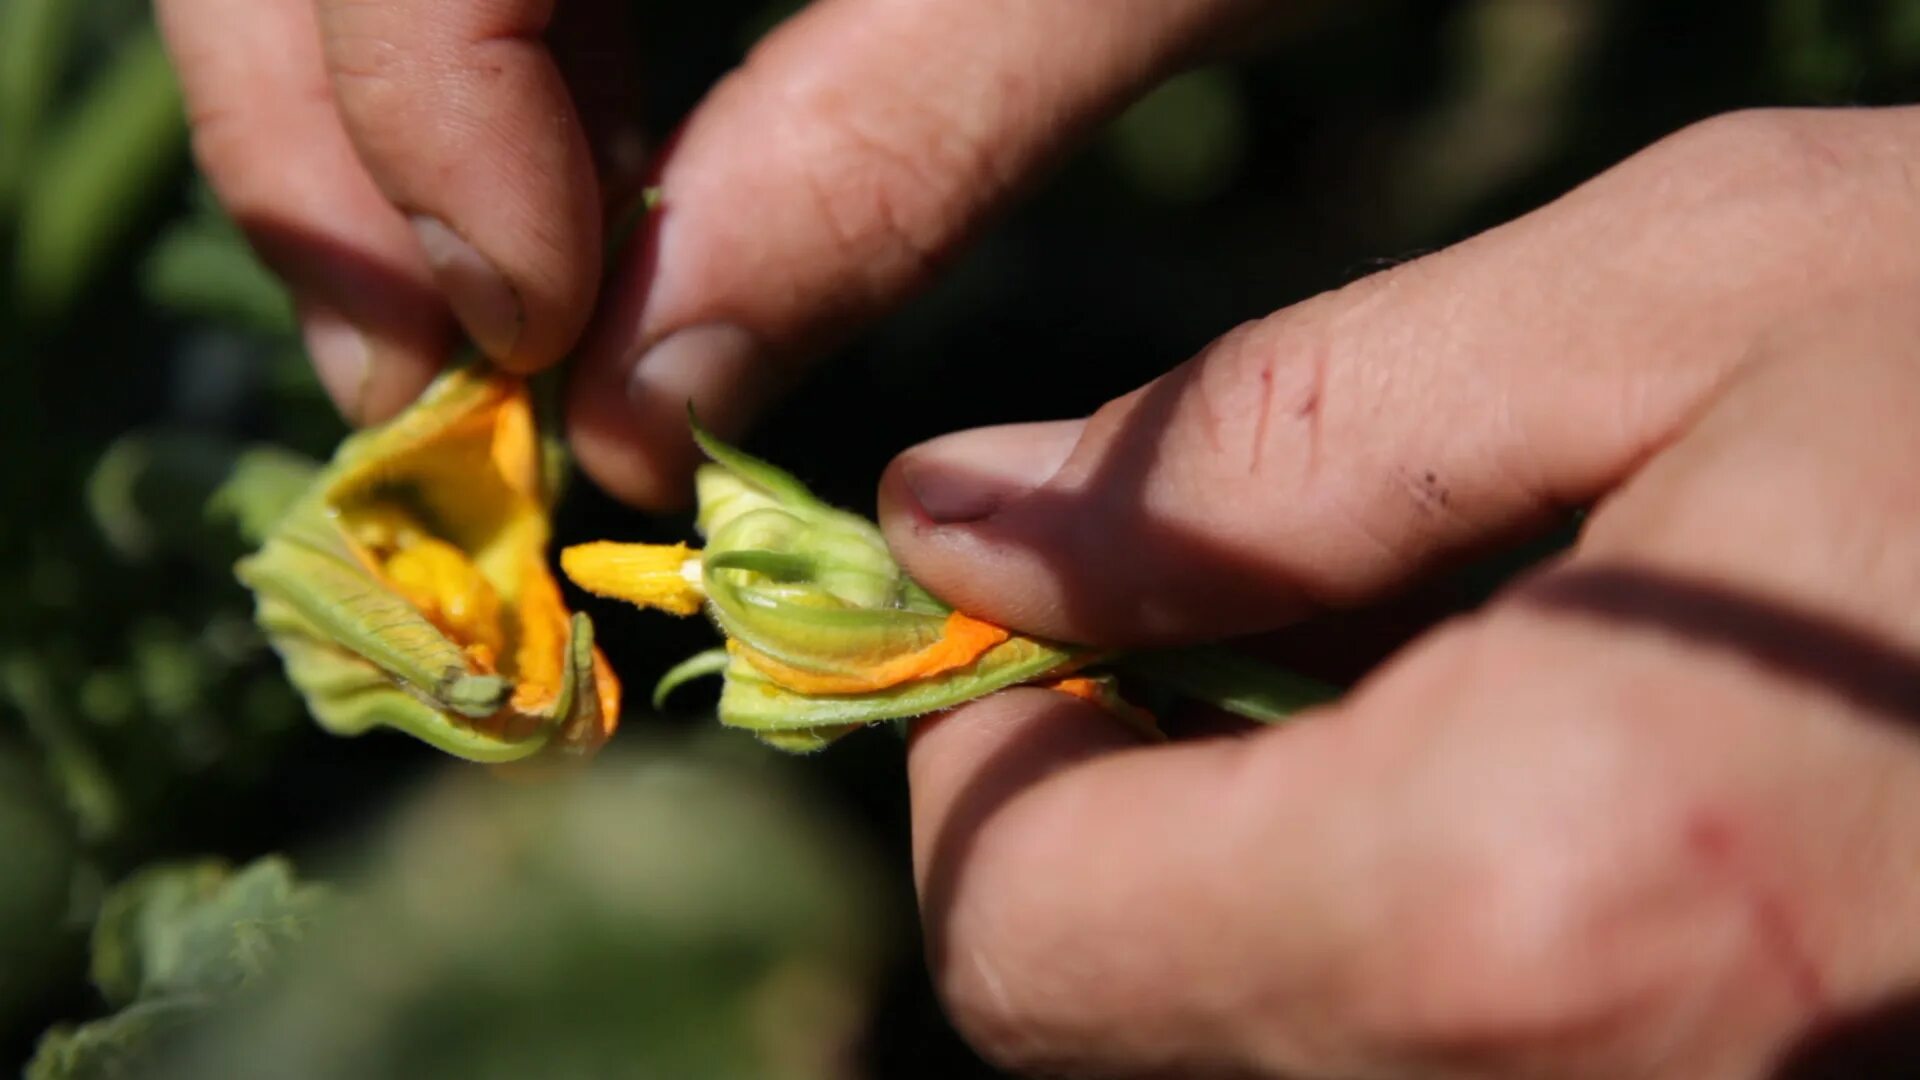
(323, 30, 414, 128)
(183, 83, 338, 212)
(1632, 107, 1905, 236)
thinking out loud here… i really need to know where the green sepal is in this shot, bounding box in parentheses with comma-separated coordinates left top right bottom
(250, 595, 550, 764)
(715, 635, 1083, 750)
(237, 539, 498, 716)
(702, 569, 951, 676)
(689, 411, 827, 513)
(652, 649, 731, 710)
(208, 447, 321, 545)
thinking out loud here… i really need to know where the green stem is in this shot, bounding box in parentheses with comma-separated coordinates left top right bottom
(1114, 645, 1340, 723)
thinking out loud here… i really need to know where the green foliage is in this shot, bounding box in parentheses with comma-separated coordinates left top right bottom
(141, 205, 297, 334)
(156, 744, 888, 1080)
(85, 858, 329, 1009)
(1107, 69, 1249, 204)
(15, 25, 185, 316)
(0, 0, 81, 214)
(28, 858, 331, 1080)
(30, 746, 888, 1080)
(0, 746, 80, 1025)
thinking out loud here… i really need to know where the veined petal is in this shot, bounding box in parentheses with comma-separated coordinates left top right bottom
(232, 363, 621, 763)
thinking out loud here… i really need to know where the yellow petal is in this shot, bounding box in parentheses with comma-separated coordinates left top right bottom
(561, 542, 705, 617)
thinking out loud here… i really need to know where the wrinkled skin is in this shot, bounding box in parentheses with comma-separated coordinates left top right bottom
(156, 0, 1920, 1074)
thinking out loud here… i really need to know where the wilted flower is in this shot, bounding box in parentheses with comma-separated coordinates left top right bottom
(562, 424, 1142, 752)
(229, 365, 619, 763)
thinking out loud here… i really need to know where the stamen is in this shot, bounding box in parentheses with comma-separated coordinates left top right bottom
(561, 542, 706, 617)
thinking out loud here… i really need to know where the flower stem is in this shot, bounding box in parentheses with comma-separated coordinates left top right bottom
(1114, 646, 1340, 723)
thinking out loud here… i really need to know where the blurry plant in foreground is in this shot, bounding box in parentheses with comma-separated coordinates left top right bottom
(29, 738, 889, 1080)
(28, 857, 331, 1080)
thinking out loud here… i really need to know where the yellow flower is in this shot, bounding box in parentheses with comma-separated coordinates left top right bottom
(559, 423, 1103, 752)
(234, 365, 619, 763)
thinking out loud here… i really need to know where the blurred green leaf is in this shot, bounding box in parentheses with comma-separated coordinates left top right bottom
(207, 446, 322, 548)
(1887, 0, 1920, 67)
(1105, 68, 1248, 204)
(15, 24, 186, 317)
(88, 857, 330, 1007)
(142, 216, 295, 333)
(86, 433, 268, 564)
(27, 997, 203, 1080)
(0, 0, 81, 214)
(2, 653, 121, 842)
(152, 741, 892, 1080)
(26, 858, 331, 1080)
(0, 744, 80, 1027)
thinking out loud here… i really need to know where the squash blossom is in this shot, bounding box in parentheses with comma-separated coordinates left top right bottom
(561, 424, 1147, 752)
(230, 365, 619, 763)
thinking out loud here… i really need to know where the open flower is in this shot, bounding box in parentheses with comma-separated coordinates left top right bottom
(561, 424, 1124, 752)
(232, 365, 619, 763)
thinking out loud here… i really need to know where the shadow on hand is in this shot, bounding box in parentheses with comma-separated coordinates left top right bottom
(909, 374, 1920, 1068)
(1774, 990, 1920, 1079)
(1514, 564, 1920, 729)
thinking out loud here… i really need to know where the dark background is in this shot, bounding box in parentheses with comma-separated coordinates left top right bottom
(4, 1, 1918, 1076)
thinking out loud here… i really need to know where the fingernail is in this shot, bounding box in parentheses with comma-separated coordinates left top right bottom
(409, 215, 522, 363)
(625, 323, 770, 433)
(899, 421, 1084, 525)
(302, 308, 371, 424)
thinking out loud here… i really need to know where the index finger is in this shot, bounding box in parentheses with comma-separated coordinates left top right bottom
(317, 0, 606, 371)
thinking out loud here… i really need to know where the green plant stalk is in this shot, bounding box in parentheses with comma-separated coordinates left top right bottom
(0, 0, 79, 214)
(16, 25, 186, 316)
(1113, 645, 1340, 723)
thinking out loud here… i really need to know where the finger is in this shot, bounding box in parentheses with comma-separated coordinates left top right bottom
(156, 0, 452, 423)
(879, 107, 1920, 646)
(316, 0, 606, 371)
(911, 314, 1920, 1078)
(568, 0, 1267, 508)
(907, 689, 1374, 1076)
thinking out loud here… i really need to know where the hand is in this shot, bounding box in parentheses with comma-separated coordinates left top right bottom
(879, 107, 1920, 1078)
(155, 0, 1269, 505)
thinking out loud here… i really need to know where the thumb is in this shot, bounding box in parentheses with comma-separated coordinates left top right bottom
(878, 109, 1920, 646)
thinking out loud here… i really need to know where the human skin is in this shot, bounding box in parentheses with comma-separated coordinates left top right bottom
(154, 2, 1920, 1075)
(880, 110, 1920, 1077)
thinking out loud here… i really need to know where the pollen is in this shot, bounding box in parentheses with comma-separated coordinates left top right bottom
(561, 542, 706, 617)
(379, 532, 507, 663)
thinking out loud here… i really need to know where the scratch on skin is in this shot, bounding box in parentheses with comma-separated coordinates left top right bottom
(1687, 814, 1827, 1014)
(1250, 360, 1275, 475)
(1298, 337, 1327, 478)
